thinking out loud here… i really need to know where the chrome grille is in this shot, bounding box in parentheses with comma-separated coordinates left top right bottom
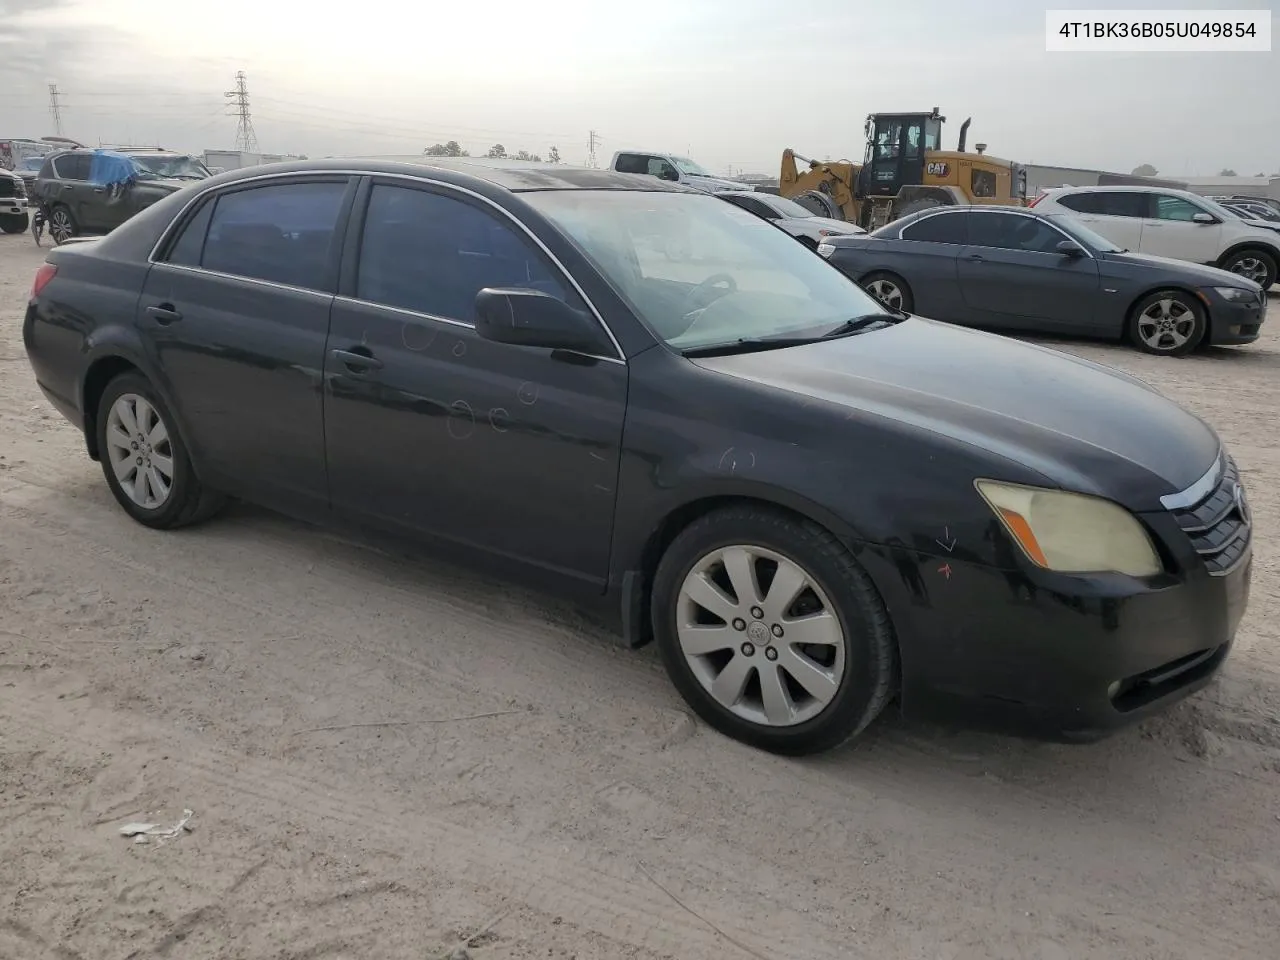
(1168, 456, 1251, 576)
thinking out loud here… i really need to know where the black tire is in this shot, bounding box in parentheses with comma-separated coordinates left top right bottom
(0, 213, 29, 234)
(48, 203, 78, 245)
(794, 190, 842, 220)
(1126, 289, 1207, 357)
(1218, 248, 1277, 290)
(95, 372, 226, 529)
(651, 505, 898, 756)
(860, 271, 914, 312)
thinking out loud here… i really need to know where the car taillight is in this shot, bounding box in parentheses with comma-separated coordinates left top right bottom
(31, 263, 57, 299)
(1027, 193, 1044, 208)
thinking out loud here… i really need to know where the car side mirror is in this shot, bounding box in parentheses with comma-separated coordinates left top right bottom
(1056, 240, 1086, 257)
(1192, 212, 1216, 224)
(474, 288, 609, 355)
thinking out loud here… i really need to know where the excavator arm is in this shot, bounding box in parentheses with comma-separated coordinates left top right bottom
(779, 148, 861, 223)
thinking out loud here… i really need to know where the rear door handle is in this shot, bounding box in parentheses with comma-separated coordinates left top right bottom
(331, 347, 383, 372)
(145, 304, 183, 324)
(965, 253, 985, 262)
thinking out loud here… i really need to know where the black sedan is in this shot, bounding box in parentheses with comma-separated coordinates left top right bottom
(818, 205, 1268, 356)
(23, 158, 1252, 754)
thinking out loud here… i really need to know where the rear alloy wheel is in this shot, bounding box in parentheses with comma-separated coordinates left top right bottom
(48, 205, 77, 244)
(861, 271, 914, 312)
(1128, 290, 1206, 356)
(652, 506, 897, 755)
(96, 372, 225, 529)
(1219, 249, 1277, 290)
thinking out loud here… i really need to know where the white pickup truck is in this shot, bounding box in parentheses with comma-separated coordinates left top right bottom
(610, 150, 748, 194)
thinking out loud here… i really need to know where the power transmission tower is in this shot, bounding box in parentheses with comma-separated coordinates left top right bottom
(47, 83, 63, 136)
(587, 130, 599, 168)
(224, 71, 259, 152)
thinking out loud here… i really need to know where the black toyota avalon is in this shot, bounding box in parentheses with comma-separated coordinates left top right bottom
(22, 157, 1253, 754)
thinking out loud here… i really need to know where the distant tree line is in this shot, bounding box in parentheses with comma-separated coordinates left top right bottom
(424, 140, 562, 163)
(1132, 162, 1278, 178)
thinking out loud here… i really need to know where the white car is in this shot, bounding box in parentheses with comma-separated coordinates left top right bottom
(1031, 185, 1279, 289)
(718, 190, 865, 248)
(609, 150, 746, 194)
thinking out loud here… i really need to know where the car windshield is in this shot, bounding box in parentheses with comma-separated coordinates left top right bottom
(763, 195, 819, 219)
(671, 156, 713, 177)
(130, 154, 211, 180)
(524, 190, 890, 352)
(1045, 213, 1125, 253)
(18, 157, 43, 172)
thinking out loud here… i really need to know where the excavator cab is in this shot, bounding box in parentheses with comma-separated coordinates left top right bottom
(860, 109, 944, 199)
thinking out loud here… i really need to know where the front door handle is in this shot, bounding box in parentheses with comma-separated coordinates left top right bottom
(331, 347, 384, 372)
(965, 253, 985, 262)
(145, 304, 183, 324)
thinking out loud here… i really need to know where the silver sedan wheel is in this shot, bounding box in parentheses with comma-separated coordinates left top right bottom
(105, 393, 175, 510)
(865, 279, 903, 309)
(1227, 256, 1269, 285)
(676, 545, 846, 727)
(1136, 297, 1196, 352)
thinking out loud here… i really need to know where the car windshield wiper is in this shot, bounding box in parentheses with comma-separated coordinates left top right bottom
(681, 313, 903, 358)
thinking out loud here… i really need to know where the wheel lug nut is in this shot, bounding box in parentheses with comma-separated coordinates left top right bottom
(741, 642, 755, 657)
(750, 606, 763, 619)
(732, 618, 746, 631)
(135, 457, 142, 465)
(770, 624, 783, 638)
(765, 647, 778, 661)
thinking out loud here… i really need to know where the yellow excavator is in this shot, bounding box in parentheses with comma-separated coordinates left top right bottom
(779, 108, 1027, 231)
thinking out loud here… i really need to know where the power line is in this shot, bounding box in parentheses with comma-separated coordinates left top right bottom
(588, 129, 600, 168)
(48, 83, 63, 136)
(224, 71, 258, 153)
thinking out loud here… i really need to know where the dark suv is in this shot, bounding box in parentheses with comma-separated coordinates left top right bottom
(34, 147, 211, 243)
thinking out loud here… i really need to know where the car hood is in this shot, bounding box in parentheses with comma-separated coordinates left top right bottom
(138, 177, 196, 192)
(685, 174, 750, 193)
(1098, 250, 1260, 287)
(800, 216, 863, 234)
(691, 317, 1220, 508)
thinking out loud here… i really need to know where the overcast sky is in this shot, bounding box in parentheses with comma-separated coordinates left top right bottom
(1, 0, 1276, 177)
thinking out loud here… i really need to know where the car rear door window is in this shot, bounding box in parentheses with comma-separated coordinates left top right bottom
(356, 183, 577, 323)
(613, 153, 649, 175)
(1153, 195, 1205, 221)
(1074, 191, 1148, 218)
(163, 199, 215, 267)
(901, 211, 967, 244)
(729, 195, 777, 219)
(53, 153, 90, 181)
(968, 212, 1067, 254)
(200, 180, 348, 291)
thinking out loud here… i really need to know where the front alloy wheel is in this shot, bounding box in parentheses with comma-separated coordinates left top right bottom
(1129, 291, 1206, 356)
(652, 505, 897, 755)
(677, 545, 845, 728)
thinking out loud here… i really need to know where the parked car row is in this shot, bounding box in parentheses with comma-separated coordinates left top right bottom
(817, 201, 1268, 356)
(23, 158, 1253, 755)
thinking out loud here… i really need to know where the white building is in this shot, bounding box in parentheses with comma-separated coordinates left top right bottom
(1179, 176, 1280, 201)
(203, 149, 305, 172)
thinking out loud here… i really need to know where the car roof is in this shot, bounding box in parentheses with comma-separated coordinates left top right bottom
(1046, 184, 1191, 195)
(207, 156, 697, 194)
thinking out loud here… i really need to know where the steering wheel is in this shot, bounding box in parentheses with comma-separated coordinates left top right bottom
(682, 273, 738, 314)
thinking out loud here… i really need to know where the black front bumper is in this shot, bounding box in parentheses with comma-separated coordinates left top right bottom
(867, 461, 1253, 741)
(1207, 294, 1267, 345)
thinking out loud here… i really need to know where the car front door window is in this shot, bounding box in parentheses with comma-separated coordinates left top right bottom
(355, 184, 579, 322)
(323, 181, 627, 580)
(1142, 193, 1221, 261)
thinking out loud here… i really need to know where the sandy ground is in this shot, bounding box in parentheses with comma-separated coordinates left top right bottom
(1, 231, 1278, 960)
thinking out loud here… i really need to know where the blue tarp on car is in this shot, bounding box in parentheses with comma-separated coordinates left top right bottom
(88, 150, 137, 188)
